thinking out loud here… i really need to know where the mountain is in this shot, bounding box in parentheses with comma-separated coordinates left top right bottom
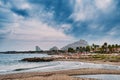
(50, 46, 59, 51)
(61, 39, 88, 50)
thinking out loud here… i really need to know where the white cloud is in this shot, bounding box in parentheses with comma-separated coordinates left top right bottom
(0, 1, 2, 6)
(2, 17, 74, 50)
(10, 0, 31, 9)
(86, 35, 120, 45)
(0, 0, 75, 50)
(8, 19, 73, 41)
(70, 0, 116, 21)
(0, 29, 10, 35)
(88, 24, 105, 31)
(70, 0, 98, 21)
(95, 0, 113, 11)
(60, 24, 71, 32)
(107, 26, 120, 36)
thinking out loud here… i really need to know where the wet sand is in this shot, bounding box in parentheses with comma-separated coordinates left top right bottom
(55, 59, 120, 66)
(0, 68, 120, 80)
(0, 54, 120, 80)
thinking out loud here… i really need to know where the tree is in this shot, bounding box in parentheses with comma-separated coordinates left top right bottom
(101, 45, 105, 53)
(92, 44, 95, 52)
(108, 45, 112, 53)
(115, 44, 118, 52)
(68, 47, 75, 53)
(92, 44, 98, 52)
(103, 42, 108, 53)
(79, 47, 83, 53)
(112, 44, 115, 52)
(76, 47, 80, 52)
(85, 46, 90, 53)
(82, 47, 86, 52)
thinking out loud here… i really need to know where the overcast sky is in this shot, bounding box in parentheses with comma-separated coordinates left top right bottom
(0, 0, 120, 51)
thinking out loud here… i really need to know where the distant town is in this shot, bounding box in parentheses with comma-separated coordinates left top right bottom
(0, 40, 120, 54)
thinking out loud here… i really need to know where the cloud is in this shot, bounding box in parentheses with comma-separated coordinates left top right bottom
(107, 26, 120, 36)
(0, 0, 120, 51)
(8, 19, 73, 41)
(70, 0, 116, 21)
(95, 0, 114, 11)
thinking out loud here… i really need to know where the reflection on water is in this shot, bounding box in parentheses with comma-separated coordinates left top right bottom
(0, 53, 120, 74)
(74, 74, 120, 80)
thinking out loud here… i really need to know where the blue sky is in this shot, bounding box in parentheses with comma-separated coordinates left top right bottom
(0, 0, 120, 51)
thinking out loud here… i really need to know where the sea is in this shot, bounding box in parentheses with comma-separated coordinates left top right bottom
(0, 53, 120, 80)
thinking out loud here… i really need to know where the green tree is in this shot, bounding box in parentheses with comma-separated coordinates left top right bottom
(112, 44, 115, 52)
(85, 46, 90, 53)
(101, 45, 105, 53)
(79, 47, 83, 53)
(68, 47, 75, 53)
(76, 47, 80, 52)
(108, 45, 112, 53)
(115, 44, 118, 52)
(103, 42, 108, 53)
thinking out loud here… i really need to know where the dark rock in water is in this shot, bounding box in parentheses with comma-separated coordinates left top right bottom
(21, 57, 54, 62)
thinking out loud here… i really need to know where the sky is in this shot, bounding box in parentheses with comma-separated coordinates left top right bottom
(0, 0, 120, 51)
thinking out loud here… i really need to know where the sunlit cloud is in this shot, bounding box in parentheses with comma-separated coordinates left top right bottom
(0, 0, 120, 51)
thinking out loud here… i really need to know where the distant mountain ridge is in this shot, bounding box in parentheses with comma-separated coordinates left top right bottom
(50, 46, 59, 51)
(61, 39, 88, 50)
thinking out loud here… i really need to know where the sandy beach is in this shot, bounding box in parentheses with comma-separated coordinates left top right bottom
(0, 68, 120, 80)
(0, 54, 120, 80)
(54, 59, 120, 66)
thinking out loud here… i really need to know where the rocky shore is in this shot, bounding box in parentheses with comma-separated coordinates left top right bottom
(21, 57, 54, 62)
(21, 54, 120, 65)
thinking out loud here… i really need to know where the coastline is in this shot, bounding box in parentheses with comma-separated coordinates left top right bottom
(0, 54, 120, 80)
(0, 68, 120, 80)
(55, 59, 120, 66)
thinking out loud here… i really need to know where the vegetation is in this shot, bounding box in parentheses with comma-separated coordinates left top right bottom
(68, 48, 75, 53)
(91, 54, 120, 62)
(67, 42, 120, 54)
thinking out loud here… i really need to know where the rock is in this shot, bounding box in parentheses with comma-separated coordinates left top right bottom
(21, 57, 54, 62)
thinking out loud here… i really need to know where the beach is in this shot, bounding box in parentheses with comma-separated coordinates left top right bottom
(0, 53, 120, 80)
(0, 68, 120, 80)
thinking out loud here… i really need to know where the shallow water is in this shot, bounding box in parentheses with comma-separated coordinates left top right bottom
(74, 74, 120, 80)
(0, 53, 120, 74)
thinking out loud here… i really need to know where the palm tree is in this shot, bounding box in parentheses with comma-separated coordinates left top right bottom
(115, 44, 119, 53)
(103, 42, 108, 53)
(79, 47, 83, 53)
(76, 47, 80, 52)
(85, 46, 90, 53)
(68, 47, 75, 53)
(101, 45, 105, 53)
(112, 44, 115, 53)
(92, 44, 97, 52)
(108, 45, 112, 53)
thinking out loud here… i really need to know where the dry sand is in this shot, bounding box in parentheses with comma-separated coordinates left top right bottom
(0, 68, 120, 80)
(14, 75, 97, 80)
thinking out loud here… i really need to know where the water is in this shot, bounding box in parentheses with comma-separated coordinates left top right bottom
(0, 53, 120, 74)
(0, 53, 50, 74)
(74, 74, 120, 80)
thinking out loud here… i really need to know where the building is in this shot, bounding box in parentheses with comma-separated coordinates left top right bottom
(35, 46, 42, 51)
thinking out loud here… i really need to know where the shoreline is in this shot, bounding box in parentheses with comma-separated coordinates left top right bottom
(0, 53, 120, 80)
(55, 59, 120, 66)
(0, 68, 120, 80)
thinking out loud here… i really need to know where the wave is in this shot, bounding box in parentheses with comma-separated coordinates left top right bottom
(0, 61, 120, 74)
(0, 62, 60, 73)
